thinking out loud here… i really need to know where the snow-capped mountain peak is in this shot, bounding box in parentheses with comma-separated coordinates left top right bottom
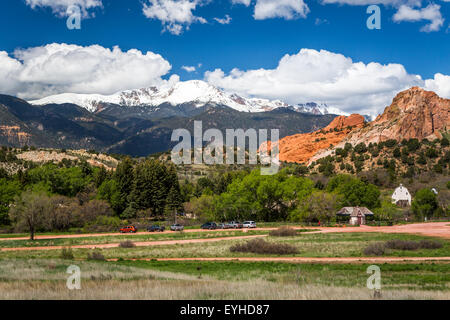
(292, 102, 349, 116)
(29, 80, 346, 115)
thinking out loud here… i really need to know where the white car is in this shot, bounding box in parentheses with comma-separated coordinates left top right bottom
(243, 221, 256, 228)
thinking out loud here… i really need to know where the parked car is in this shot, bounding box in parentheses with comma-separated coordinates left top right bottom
(119, 225, 137, 233)
(229, 221, 243, 229)
(201, 222, 217, 230)
(170, 224, 184, 231)
(147, 225, 165, 232)
(217, 223, 233, 229)
(243, 221, 256, 228)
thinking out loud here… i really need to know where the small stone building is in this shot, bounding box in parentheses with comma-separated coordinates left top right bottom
(336, 207, 374, 225)
(391, 184, 412, 207)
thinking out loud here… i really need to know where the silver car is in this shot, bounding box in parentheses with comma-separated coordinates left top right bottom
(170, 224, 184, 231)
(218, 223, 233, 229)
(243, 221, 256, 228)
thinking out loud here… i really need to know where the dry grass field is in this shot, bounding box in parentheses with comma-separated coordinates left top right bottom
(0, 259, 448, 300)
(0, 227, 449, 300)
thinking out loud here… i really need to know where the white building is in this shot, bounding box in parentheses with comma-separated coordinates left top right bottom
(392, 184, 412, 207)
(336, 207, 374, 225)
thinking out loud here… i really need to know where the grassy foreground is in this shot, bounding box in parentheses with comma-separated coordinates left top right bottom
(1, 232, 448, 260)
(0, 259, 448, 300)
(0, 231, 448, 300)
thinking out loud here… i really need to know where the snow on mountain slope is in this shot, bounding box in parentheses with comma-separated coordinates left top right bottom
(292, 102, 349, 116)
(29, 80, 346, 115)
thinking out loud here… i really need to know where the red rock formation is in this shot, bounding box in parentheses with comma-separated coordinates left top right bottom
(310, 87, 450, 163)
(261, 114, 365, 163)
(0, 125, 31, 145)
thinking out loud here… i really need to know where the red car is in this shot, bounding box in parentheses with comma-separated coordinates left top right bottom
(119, 225, 137, 233)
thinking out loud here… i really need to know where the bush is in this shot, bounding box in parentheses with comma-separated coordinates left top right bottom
(230, 238, 298, 255)
(363, 243, 386, 256)
(87, 250, 106, 261)
(365, 240, 443, 255)
(418, 240, 443, 249)
(119, 240, 136, 248)
(60, 247, 74, 260)
(385, 240, 420, 250)
(269, 226, 298, 237)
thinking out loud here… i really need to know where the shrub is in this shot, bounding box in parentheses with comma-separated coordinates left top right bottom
(385, 240, 420, 250)
(230, 238, 298, 255)
(119, 240, 136, 248)
(426, 147, 438, 158)
(87, 250, 106, 261)
(269, 226, 298, 237)
(363, 243, 385, 256)
(384, 139, 398, 148)
(374, 239, 444, 253)
(418, 240, 443, 249)
(60, 247, 74, 260)
(354, 143, 368, 154)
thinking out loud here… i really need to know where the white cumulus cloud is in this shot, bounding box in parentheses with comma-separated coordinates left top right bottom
(254, 0, 310, 20)
(25, 0, 103, 18)
(424, 73, 450, 98)
(142, 0, 207, 35)
(0, 43, 172, 100)
(182, 65, 197, 72)
(321, 0, 447, 32)
(214, 14, 232, 24)
(204, 48, 450, 117)
(393, 4, 444, 32)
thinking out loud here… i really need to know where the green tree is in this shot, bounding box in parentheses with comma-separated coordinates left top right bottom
(291, 191, 339, 224)
(113, 157, 134, 214)
(9, 192, 51, 240)
(93, 166, 109, 188)
(327, 174, 380, 209)
(186, 194, 215, 222)
(412, 189, 438, 220)
(354, 143, 367, 154)
(0, 179, 21, 225)
(373, 200, 399, 223)
(129, 159, 180, 217)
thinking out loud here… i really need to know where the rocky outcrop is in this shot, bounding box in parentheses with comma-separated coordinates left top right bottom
(0, 125, 31, 145)
(261, 114, 365, 164)
(310, 87, 450, 163)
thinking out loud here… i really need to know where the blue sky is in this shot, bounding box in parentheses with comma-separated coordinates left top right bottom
(0, 0, 448, 116)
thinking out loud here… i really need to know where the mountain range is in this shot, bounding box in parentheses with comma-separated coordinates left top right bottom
(0, 80, 343, 156)
(30, 80, 346, 116)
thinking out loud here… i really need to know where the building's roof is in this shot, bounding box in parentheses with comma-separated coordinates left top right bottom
(337, 207, 374, 216)
(392, 184, 411, 200)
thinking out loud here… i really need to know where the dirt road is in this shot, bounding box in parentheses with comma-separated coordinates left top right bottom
(0, 228, 263, 241)
(0, 235, 266, 252)
(1, 222, 448, 242)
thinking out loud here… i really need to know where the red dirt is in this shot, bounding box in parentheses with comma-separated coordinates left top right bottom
(1, 222, 448, 242)
(0, 235, 266, 252)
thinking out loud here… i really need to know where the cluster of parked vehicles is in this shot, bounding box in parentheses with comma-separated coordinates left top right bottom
(201, 221, 256, 230)
(119, 221, 256, 233)
(119, 224, 183, 233)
